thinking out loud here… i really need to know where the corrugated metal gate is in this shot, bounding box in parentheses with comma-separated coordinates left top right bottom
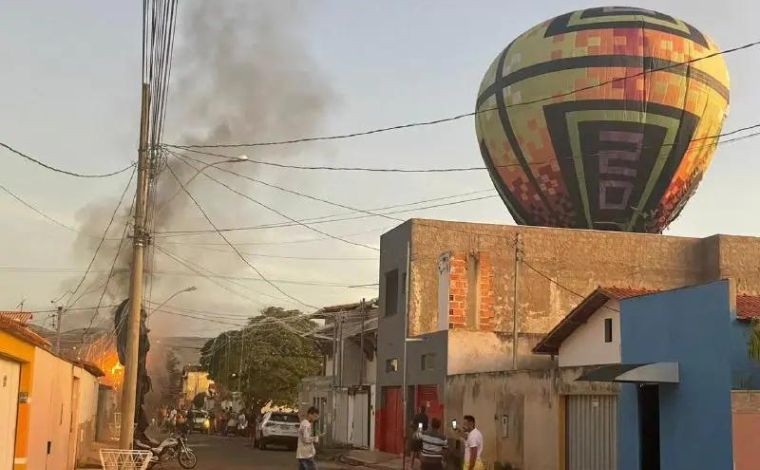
(333, 390, 350, 444)
(349, 391, 370, 448)
(566, 395, 617, 470)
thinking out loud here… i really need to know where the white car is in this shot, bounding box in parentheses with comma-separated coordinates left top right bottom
(256, 412, 300, 450)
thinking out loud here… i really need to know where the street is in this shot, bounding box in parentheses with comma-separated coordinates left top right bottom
(175, 433, 355, 470)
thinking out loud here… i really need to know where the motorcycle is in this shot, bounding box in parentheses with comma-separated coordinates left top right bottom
(134, 433, 198, 469)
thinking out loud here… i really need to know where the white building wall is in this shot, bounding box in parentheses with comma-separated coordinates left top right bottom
(558, 299, 621, 367)
(73, 366, 100, 467)
(28, 348, 73, 470)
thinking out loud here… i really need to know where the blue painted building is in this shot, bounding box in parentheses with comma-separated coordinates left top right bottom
(535, 280, 760, 470)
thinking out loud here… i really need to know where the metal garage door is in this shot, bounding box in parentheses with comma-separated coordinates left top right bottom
(566, 395, 617, 470)
(350, 391, 370, 448)
(0, 358, 20, 470)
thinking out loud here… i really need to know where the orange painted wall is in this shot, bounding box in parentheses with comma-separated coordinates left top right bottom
(733, 412, 760, 470)
(0, 329, 36, 470)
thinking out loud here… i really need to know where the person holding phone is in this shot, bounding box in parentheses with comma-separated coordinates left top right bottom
(297, 407, 321, 470)
(420, 418, 448, 469)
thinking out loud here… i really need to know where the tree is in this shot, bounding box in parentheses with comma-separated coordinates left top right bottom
(200, 306, 321, 411)
(750, 319, 760, 360)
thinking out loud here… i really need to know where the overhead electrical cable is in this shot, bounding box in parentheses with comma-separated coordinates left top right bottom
(168, 150, 405, 223)
(169, 154, 380, 251)
(163, 39, 760, 150)
(152, 195, 496, 237)
(0, 141, 135, 178)
(164, 121, 760, 173)
(64, 168, 136, 310)
(149, 162, 315, 309)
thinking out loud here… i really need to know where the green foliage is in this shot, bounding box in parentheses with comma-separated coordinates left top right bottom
(200, 306, 321, 410)
(749, 319, 760, 361)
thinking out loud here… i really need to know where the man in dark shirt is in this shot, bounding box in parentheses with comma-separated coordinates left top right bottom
(413, 406, 429, 431)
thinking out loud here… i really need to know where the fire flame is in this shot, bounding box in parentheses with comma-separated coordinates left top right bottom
(85, 337, 124, 390)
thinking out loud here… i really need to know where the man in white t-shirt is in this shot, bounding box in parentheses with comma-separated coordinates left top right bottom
(297, 407, 321, 470)
(461, 415, 484, 470)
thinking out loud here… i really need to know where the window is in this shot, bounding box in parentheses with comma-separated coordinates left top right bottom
(421, 353, 436, 371)
(384, 269, 399, 316)
(604, 318, 613, 343)
(386, 358, 399, 372)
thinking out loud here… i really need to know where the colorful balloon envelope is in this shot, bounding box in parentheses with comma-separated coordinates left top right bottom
(475, 6, 729, 232)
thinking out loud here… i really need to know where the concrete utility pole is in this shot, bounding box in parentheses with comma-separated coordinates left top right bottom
(238, 329, 245, 392)
(119, 82, 151, 449)
(55, 306, 63, 355)
(359, 298, 366, 386)
(512, 233, 522, 370)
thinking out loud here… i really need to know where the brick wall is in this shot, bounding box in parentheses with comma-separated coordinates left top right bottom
(448, 254, 467, 328)
(445, 252, 496, 332)
(400, 219, 760, 337)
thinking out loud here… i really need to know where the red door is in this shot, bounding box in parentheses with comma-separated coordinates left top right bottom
(416, 385, 443, 424)
(378, 387, 403, 454)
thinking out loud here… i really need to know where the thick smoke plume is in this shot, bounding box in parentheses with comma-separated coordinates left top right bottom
(65, 0, 333, 341)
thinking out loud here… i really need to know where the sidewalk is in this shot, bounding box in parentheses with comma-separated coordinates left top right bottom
(337, 449, 405, 469)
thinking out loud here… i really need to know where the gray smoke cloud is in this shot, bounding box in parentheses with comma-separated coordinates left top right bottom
(64, 0, 334, 336)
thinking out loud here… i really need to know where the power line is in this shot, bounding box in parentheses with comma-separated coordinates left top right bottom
(81, 195, 137, 342)
(169, 154, 380, 251)
(65, 168, 136, 310)
(163, 38, 760, 150)
(163, 120, 760, 174)
(0, 141, 136, 178)
(152, 123, 760, 240)
(0, 264, 375, 288)
(153, 244, 277, 307)
(150, 159, 315, 309)
(167, 149, 404, 224)
(153, 188, 497, 240)
(152, 195, 496, 237)
(163, 246, 378, 261)
(0, 182, 127, 240)
(0, 183, 82, 233)
(165, 145, 486, 172)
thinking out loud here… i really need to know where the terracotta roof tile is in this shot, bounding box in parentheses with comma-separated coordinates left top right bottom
(600, 287, 658, 300)
(0, 311, 33, 324)
(0, 316, 50, 348)
(533, 286, 760, 355)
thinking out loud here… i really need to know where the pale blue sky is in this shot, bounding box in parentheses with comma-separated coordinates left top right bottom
(1, 1, 759, 335)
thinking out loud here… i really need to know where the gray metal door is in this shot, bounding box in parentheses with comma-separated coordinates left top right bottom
(566, 395, 617, 470)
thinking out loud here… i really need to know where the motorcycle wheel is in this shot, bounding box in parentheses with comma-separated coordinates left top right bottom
(178, 450, 198, 469)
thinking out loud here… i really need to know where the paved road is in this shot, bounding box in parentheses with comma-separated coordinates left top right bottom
(171, 433, 355, 470)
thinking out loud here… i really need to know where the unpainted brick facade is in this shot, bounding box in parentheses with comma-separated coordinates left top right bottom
(391, 219, 760, 338)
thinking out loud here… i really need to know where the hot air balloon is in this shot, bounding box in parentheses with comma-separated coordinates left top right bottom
(475, 6, 729, 232)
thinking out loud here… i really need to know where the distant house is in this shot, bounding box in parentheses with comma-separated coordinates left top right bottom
(0, 311, 109, 470)
(181, 365, 214, 409)
(298, 299, 378, 449)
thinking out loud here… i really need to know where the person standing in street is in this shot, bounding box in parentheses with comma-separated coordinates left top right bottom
(420, 418, 448, 470)
(410, 406, 429, 467)
(413, 406, 429, 431)
(460, 415, 484, 470)
(297, 407, 321, 470)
